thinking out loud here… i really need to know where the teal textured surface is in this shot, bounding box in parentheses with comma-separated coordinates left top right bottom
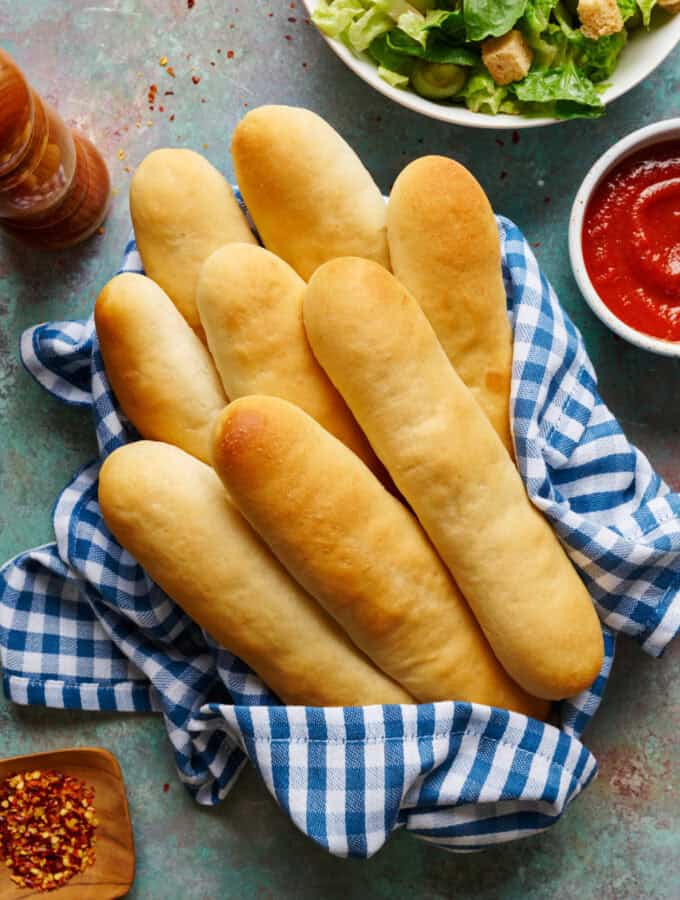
(0, 2, 678, 897)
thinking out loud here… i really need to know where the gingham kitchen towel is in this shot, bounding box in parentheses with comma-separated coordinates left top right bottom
(1, 213, 679, 857)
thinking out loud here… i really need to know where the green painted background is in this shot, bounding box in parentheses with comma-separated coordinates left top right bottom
(0, 2, 678, 897)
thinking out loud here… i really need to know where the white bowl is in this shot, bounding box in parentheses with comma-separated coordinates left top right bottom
(569, 117, 680, 357)
(302, 0, 680, 129)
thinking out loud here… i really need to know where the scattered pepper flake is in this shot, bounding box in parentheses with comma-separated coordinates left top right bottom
(163, 783, 170, 794)
(97, 226, 105, 235)
(147, 84, 158, 108)
(166, 66, 176, 78)
(187, 0, 195, 7)
(169, 114, 175, 122)
(227, 50, 234, 59)
(0, 770, 97, 893)
(192, 75, 201, 85)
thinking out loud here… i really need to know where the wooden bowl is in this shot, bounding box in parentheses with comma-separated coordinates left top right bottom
(0, 748, 134, 899)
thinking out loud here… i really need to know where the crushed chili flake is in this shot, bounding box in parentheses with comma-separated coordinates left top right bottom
(166, 66, 176, 78)
(169, 114, 175, 122)
(192, 75, 201, 84)
(147, 84, 158, 107)
(0, 770, 97, 893)
(187, 0, 195, 7)
(227, 50, 234, 59)
(162, 783, 170, 794)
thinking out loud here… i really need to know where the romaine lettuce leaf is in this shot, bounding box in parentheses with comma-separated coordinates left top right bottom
(369, 32, 416, 73)
(348, 6, 394, 51)
(522, 0, 558, 34)
(424, 9, 466, 40)
(463, 67, 510, 112)
(637, 0, 656, 26)
(387, 28, 480, 64)
(378, 65, 411, 86)
(617, 0, 638, 20)
(510, 63, 603, 111)
(574, 30, 627, 81)
(464, 0, 529, 41)
(312, 0, 367, 38)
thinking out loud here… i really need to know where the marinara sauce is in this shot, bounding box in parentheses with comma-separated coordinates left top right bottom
(582, 140, 680, 342)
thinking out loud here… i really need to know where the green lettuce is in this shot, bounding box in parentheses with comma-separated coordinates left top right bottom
(463, 68, 510, 113)
(311, 0, 366, 37)
(378, 65, 411, 86)
(387, 28, 479, 64)
(464, 0, 529, 40)
(510, 63, 604, 116)
(637, 0, 656, 25)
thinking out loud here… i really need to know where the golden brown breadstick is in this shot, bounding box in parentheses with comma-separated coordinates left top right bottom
(95, 273, 227, 464)
(213, 396, 548, 717)
(130, 148, 256, 338)
(303, 258, 604, 701)
(388, 156, 513, 453)
(99, 441, 412, 707)
(231, 105, 390, 278)
(196, 243, 382, 474)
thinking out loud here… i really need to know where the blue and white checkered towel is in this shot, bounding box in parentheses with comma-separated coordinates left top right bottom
(1, 213, 679, 857)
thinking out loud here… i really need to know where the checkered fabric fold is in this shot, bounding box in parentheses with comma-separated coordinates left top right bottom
(2, 213, 678, 857)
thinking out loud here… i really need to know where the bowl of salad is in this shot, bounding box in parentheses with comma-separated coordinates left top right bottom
(303, 0, 680, 127)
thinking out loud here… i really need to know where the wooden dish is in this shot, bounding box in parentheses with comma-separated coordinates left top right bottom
(0, 748, 134, 899)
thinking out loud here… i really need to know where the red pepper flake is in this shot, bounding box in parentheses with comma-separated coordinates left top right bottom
(288, 17, 297, 22)
(512, 130, 520, 144)
(187, 0, 195, 8)
(227, 50, 234, 59)
(159, 105, 165, 112)
(217, 48, 222, 53)
(302, 61, 308, 68)
(164, 90, 174, 96)
(147, 84, 158, 107)
(284, 34, 293, 41)
(192, 75, 201, 84)
(290, 1, 296, 7)
(163, 783, 170, 793)
(166, 66, 176, 78)
(0, 770, 97, 893)
(169, 114, 175, 122)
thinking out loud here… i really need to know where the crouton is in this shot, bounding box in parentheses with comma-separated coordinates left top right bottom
(658, 0, 680, 14)
(482, 30, 533, 87)
(578, 0, 624, 39)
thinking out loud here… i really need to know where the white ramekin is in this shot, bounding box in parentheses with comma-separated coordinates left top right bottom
(569, 118, 680, 357)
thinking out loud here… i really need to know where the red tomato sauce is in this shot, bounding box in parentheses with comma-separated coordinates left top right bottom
(582, 140, 680, 342)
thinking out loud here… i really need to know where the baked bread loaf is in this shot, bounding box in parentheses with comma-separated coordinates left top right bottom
(231, 105, 390, 279)
(99, 440, 412, 707)
(388, 156, 513, 454)
(196, 243, 382, 474)
(213, 396, 548, 717)
(303, 258, 604, 701)
(95, 273, 227, 464)
(130, 148, 256, 339)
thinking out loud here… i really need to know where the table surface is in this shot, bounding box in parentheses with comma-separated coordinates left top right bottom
(0, 3, 679, 898)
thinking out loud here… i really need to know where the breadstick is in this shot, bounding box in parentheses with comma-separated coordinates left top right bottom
(213, 396, 548, 717)
(231, 105, 390, 278)
(388, 156, 513, 453)
(95, 273, 227, 464)
(303, 258, 604, 700)
(196, 243, 382, 474)
(130, 148, 256, 339)
(99, 441, 412, 707)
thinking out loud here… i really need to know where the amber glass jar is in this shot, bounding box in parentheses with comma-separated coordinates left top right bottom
(0, 49, 111, 249)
